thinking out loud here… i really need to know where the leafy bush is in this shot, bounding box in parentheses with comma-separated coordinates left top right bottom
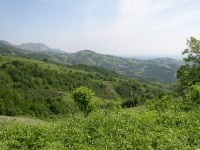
(180, 83, 200, 111)
(176, 37, 200, 94)
(186, 83, 200, 105)
(146, 95, 173, 112)
(121, 99, 138, 108)
(72, 86, 95, 115)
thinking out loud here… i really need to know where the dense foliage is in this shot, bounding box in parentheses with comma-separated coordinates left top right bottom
(72, 86, 95, 114)
(0, 37, 199, 149)
(0, 41, 183, 83)
(0, 55, 165, 117)
(175, 37, 200, 111)
(0, 104, 199, 149)
(176, 37, 200, 93)
(64, 50, 182, 83)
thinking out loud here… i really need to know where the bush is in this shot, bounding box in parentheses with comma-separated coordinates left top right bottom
(72, 86, 95, 115)
(180, 83, 200, 111)
(42, 58, 48, 63)
(186, 84, 200, 105)
(146, 95, 173, 112)
(121, 99, 138, 108)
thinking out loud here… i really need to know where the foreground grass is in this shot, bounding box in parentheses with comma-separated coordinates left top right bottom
(0, 116, 44, 125)
(0, 107, 199, 150)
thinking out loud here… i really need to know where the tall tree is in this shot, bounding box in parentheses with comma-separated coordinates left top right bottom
(176, 37, 200, 93)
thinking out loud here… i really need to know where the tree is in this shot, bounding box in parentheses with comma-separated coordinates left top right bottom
(72, 86, 95, 115)
(176, 37, 200, 93)
(146, 95, 172, 112)
(121, 99, 138, 108)
(181, 83, 200, 111)
(0, 98, 5, 115)
(43, 58, 48, 63)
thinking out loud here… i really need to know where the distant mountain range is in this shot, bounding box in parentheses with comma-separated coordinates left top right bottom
(65, 50, 183, 83)
(0, 40, 63, 52)
(0, 40, 184, 83)
(18, 43, 51, 51)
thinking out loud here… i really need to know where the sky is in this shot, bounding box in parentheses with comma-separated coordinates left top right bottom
(0, 0, 200, 57)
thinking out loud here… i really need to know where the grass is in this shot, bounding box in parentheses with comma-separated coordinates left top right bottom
(0, 54, 87, 74)
(0, 116, 44, 124)
(0, 107, 199, 149)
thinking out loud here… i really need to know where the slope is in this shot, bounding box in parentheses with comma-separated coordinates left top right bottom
(0, 54, 169, 118)
(0, 41, 183, 83)
(66, 50, 183, 83)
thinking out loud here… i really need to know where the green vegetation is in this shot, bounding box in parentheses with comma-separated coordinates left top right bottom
(0, 55, 166, 118)
(0, 41, 183, 83)
(65, 50, 183, 83)
(176, 37, 200, 93)
(0, 102, 199, 149)
(0, 37, 199, 149)
(72, 86, 95, 115)
(0, 41, 69, 65)
(174, 37, 200, 112)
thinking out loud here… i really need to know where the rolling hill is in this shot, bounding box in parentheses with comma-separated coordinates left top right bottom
(0, 54, 169, 117)
(65, 50, 183, 83)
(18, 43, 51, 51)
(0, 40, 183, 83)
(0, 40, 63, 52)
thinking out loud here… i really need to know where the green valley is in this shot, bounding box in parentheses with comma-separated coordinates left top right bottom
(0, 54, 167, 118)
(0, 41, 183, 83)
(0, 37, 199, 149)
(1, 0, 200, 148)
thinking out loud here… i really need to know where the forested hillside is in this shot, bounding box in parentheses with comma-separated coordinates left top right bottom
(0, 37, 199, 149)
(0, 55, 167, 118)
(0, 41, 183, 83)
(66, 50, 183, 83)
(1, 0, 200, 147)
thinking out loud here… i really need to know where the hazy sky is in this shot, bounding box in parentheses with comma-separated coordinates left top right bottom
(0, 0, 200, 56)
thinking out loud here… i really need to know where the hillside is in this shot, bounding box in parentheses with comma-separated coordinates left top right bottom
(0, 42, 70, 63)
(0, 54, 169, 118)
(0, 40, 63, 52)
(18, 43, 51, 51)
(0, 41, 183, 83)
(0, 38, 199, 149)
(66, 50, 183, 83)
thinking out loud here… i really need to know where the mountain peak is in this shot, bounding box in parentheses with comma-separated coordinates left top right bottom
(78, 50, 96, 53)
(0, 40, 66, 52)
(0, 40, 15, 46)
(18, 42, 51, 51)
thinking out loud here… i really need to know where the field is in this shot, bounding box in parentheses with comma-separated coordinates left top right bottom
(0, 105, 199, 149)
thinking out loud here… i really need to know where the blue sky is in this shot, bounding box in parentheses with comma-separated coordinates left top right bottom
(0, 0, 200, 57)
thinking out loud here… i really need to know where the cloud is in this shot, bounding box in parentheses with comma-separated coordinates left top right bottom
(63, 0, 200, 56)
(1, 0, 199, 56)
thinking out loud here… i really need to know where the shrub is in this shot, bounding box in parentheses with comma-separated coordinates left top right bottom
(72, 86, 95, 115)
(186, 84, 200, 105)
(42, 58, 48, 63)
(121, 99, 138, 108)
(146, 95, 173, 112)
(180, 83, 200, 111)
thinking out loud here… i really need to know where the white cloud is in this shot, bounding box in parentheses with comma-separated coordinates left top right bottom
(2, 0, 199, 56)
(63, 0, 200, 56)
